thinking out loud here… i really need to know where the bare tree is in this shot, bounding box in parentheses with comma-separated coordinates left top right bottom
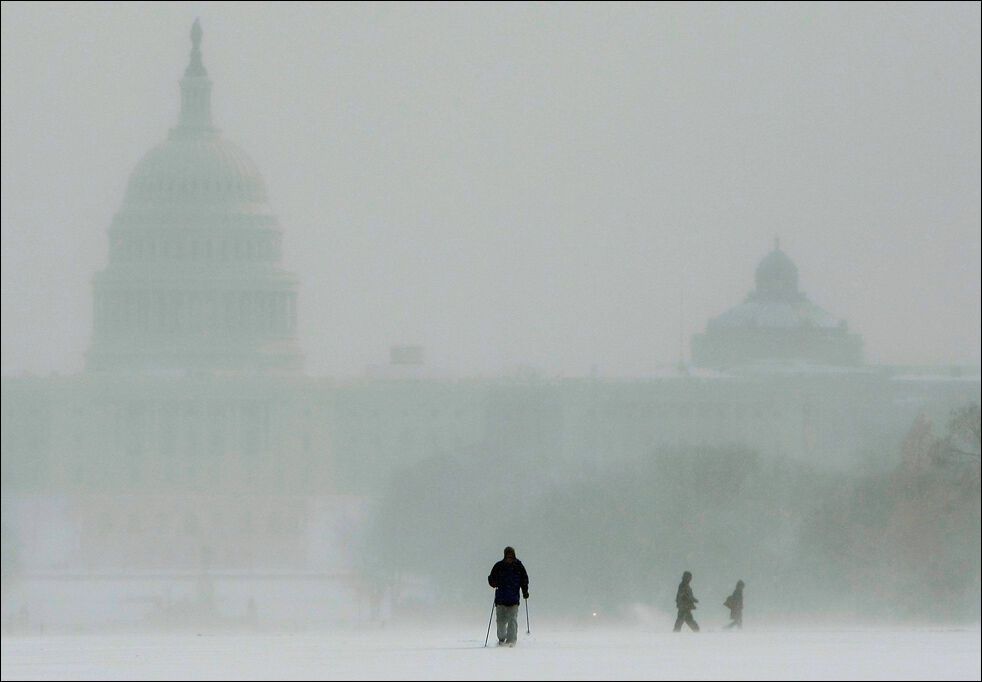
(940, 403, 981, 461)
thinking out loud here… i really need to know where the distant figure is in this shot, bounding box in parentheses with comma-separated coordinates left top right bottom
(673, 570, 700, 632)
(724, 580, 744, 629)
(246, 597, 258, 628)
(487, 546, 529, 647)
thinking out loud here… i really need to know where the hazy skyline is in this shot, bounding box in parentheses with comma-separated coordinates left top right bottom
(2, 2, 980, 377)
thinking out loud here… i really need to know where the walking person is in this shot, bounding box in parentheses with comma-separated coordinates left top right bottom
(673, 570, 700, 632)
(724, 580, 744, 629)
(487, 546, 529, 647)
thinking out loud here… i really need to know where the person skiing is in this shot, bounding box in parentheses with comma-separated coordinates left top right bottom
(724, 580, 744, 629)
(673, 570, 700, 632)
(487, 546, 529, 647)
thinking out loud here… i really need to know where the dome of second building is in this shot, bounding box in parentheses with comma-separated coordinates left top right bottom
(122, 132, 268, 208)
(692, 241, 864, 368)
(755, 244, 799, 297)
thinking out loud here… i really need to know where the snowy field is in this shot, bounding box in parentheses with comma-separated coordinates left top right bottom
(2, 626, 980, 680)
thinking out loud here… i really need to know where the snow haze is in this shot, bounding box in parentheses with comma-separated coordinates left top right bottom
(2, 2, 980, 376)
(1, 3, 980, 680)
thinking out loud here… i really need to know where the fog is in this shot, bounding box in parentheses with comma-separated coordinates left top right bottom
(1, 3, 980, 679)
(2, 2, 980, 376)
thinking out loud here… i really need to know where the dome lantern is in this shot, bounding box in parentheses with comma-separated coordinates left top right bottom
(754, 237, 799, 299)
(176, 18, 214, 133)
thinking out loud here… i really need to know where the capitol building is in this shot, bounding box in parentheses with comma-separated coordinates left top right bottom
(2, 23, 977, 628)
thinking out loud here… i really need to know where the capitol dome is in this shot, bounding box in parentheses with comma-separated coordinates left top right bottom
(119, 19, 268, 212)
(87, 20, 303, 374)
(123, 135, 268, 208)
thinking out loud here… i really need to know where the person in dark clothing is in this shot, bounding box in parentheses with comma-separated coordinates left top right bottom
(487, 546, 529, 646)
(724, 580, 744, 629)
(673, 570, 700, 632)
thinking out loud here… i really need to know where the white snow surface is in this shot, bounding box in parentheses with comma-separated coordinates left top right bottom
(2, 626, 980, 680)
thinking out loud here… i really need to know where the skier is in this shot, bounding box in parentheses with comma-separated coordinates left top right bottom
(673, 570, 700, 632)
(487, 546, 529, 647)
(724, 580, 744, 629)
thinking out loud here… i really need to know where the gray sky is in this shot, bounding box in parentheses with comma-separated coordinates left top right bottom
(2, 2, 980, 377)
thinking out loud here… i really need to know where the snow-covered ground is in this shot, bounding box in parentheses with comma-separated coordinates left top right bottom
(2, 626, 979, 680)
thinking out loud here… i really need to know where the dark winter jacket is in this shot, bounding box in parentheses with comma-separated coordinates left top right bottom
(724, 587, 743, 615)
(488, 559, 529, 606)
(676, 581, 698, 611)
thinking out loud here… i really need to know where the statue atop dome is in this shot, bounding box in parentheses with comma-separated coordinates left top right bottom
(184, 18, 207, 78)
(191, 18, 202, 49)
(178, 18, 212, 130)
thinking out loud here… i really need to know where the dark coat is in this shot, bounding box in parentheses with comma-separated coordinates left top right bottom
(488, 559, 529, 606)
(676, 581, 698, 611)
(725, 587, 744, 615)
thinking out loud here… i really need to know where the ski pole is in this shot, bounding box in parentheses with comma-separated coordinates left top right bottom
(484, 599, 495, 647)
(525, 595, 531, 634)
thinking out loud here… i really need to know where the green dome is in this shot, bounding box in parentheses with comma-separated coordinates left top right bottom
(754, 244, 799, 298)
(124, 133, 268, 208)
